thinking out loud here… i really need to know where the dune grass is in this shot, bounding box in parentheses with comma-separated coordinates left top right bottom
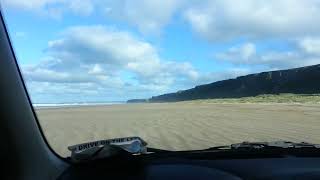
(182, 94, 320, 104)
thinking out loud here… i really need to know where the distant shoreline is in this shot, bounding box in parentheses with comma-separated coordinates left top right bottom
(33, 102, 126, 109)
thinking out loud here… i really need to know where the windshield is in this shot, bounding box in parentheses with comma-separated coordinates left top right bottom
(1, 0, 320, 157)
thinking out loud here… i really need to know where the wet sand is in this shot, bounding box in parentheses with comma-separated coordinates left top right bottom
(36, 102, 320, 157)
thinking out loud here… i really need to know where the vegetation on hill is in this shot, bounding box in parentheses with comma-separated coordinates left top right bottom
(148, 64, 320, 102)
(180, 94, 320, 104)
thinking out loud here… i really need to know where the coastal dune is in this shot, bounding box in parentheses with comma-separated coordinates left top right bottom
(36, 102, 320, 157)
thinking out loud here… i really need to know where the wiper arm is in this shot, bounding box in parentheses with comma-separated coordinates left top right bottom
(231, 141, 320, 149)
(68, 136, 152, 163)
(206, 141, 320, 151)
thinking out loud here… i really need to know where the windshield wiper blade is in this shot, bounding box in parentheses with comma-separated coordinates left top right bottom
(68, 136, 150, 163)
(206, 141, 320, 151)
(232, 141, 320, 149)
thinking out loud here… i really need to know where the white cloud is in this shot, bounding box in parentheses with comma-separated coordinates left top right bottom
(101, 0, 183, 34)
(216, 43, 256, 64)
(88, 64, 104, 75)
(55, 26, 202, 88)
(23, 65, 95, 83)
(4, 0, 320, 39)
(1, 0, 182, 32)
(1, 0, 53, 10)
(184, 0, 320, 41)
(1, 0, 94, 18)
(68, 0, 94, 16)
(23, 25, 213, 102)
(298, 37, 320, 55)
(215, 40, 320, 69)
(47, 25, 159, 68)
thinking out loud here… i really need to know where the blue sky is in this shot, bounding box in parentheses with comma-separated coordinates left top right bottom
(1, 0, 320, 103)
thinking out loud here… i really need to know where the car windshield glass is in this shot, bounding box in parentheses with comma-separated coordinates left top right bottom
(1, 0, 320, 158)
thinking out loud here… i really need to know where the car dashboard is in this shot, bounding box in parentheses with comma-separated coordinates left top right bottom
(58, 151, 320, 180)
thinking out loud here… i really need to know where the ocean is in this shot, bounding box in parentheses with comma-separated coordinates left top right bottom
(33, 102, 126, 109)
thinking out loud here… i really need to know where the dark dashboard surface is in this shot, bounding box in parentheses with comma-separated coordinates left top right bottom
(59, 152, 320, 180)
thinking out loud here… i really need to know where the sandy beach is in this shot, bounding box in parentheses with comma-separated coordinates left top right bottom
(36, 102, 320, 157)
